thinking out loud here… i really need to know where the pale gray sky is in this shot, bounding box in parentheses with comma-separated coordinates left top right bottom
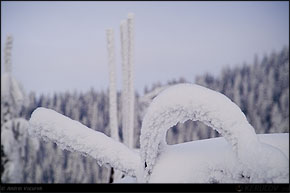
(1, 1, 289, 96)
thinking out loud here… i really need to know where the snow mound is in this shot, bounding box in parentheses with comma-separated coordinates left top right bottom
(149, 133, 289, 183)
(29, 107, 141, 177)
(140, 83, 289, 182)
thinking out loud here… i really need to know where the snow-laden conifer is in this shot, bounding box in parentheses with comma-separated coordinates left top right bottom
(1, 35, 29, 183)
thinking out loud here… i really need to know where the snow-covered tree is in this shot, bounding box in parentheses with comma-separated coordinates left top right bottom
(1, 35, 29, 183)
(1, 35, 25, 124)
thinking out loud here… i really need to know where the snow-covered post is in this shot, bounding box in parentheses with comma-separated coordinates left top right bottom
(120, 13, 135, 149)
(120, 20, 129, 146)
(106, 29, 120, 142)
(127, 13, 135, 148)
(106, 28, 123, 182)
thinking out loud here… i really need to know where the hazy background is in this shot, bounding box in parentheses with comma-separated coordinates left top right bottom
(1, 1, 289, 96)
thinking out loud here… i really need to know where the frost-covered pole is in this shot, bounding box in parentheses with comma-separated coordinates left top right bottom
(127, 13, 135, 148)
(106, 29, 120, 142)
(106, 28, 123, 183)
(4, 35, 13, 73)
(120, 20, 129, 146)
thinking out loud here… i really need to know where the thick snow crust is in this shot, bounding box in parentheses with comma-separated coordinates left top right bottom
(29, 107, 141, 177)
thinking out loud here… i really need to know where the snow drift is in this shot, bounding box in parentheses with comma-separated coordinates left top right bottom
(28, 83, 289, 183)
(148, 133, 289, 183)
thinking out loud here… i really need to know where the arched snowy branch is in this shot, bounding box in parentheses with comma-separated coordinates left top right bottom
(29, 107, 141, 177)
(140, 83, 288, 182)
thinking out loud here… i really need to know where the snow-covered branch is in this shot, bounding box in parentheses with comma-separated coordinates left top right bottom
(29, 107, 141, 177)
(140, 83, 289, 182)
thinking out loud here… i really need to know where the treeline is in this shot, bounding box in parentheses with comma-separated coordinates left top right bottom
(195, 46, 289, 135)
(2, 47, 289, 183)
(145, 47, 289, 144)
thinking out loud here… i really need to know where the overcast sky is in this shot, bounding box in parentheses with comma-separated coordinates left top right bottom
(1, 1, 289, 96)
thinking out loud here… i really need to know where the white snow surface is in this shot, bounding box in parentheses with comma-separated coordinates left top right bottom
(114, 133, 289, 183)
(29, 107, 141, 177)
(140, 83, 289, 182)
(149, 133, 289, 183)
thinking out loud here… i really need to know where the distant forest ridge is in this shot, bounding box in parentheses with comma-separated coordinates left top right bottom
(21, 46, 289, 141)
